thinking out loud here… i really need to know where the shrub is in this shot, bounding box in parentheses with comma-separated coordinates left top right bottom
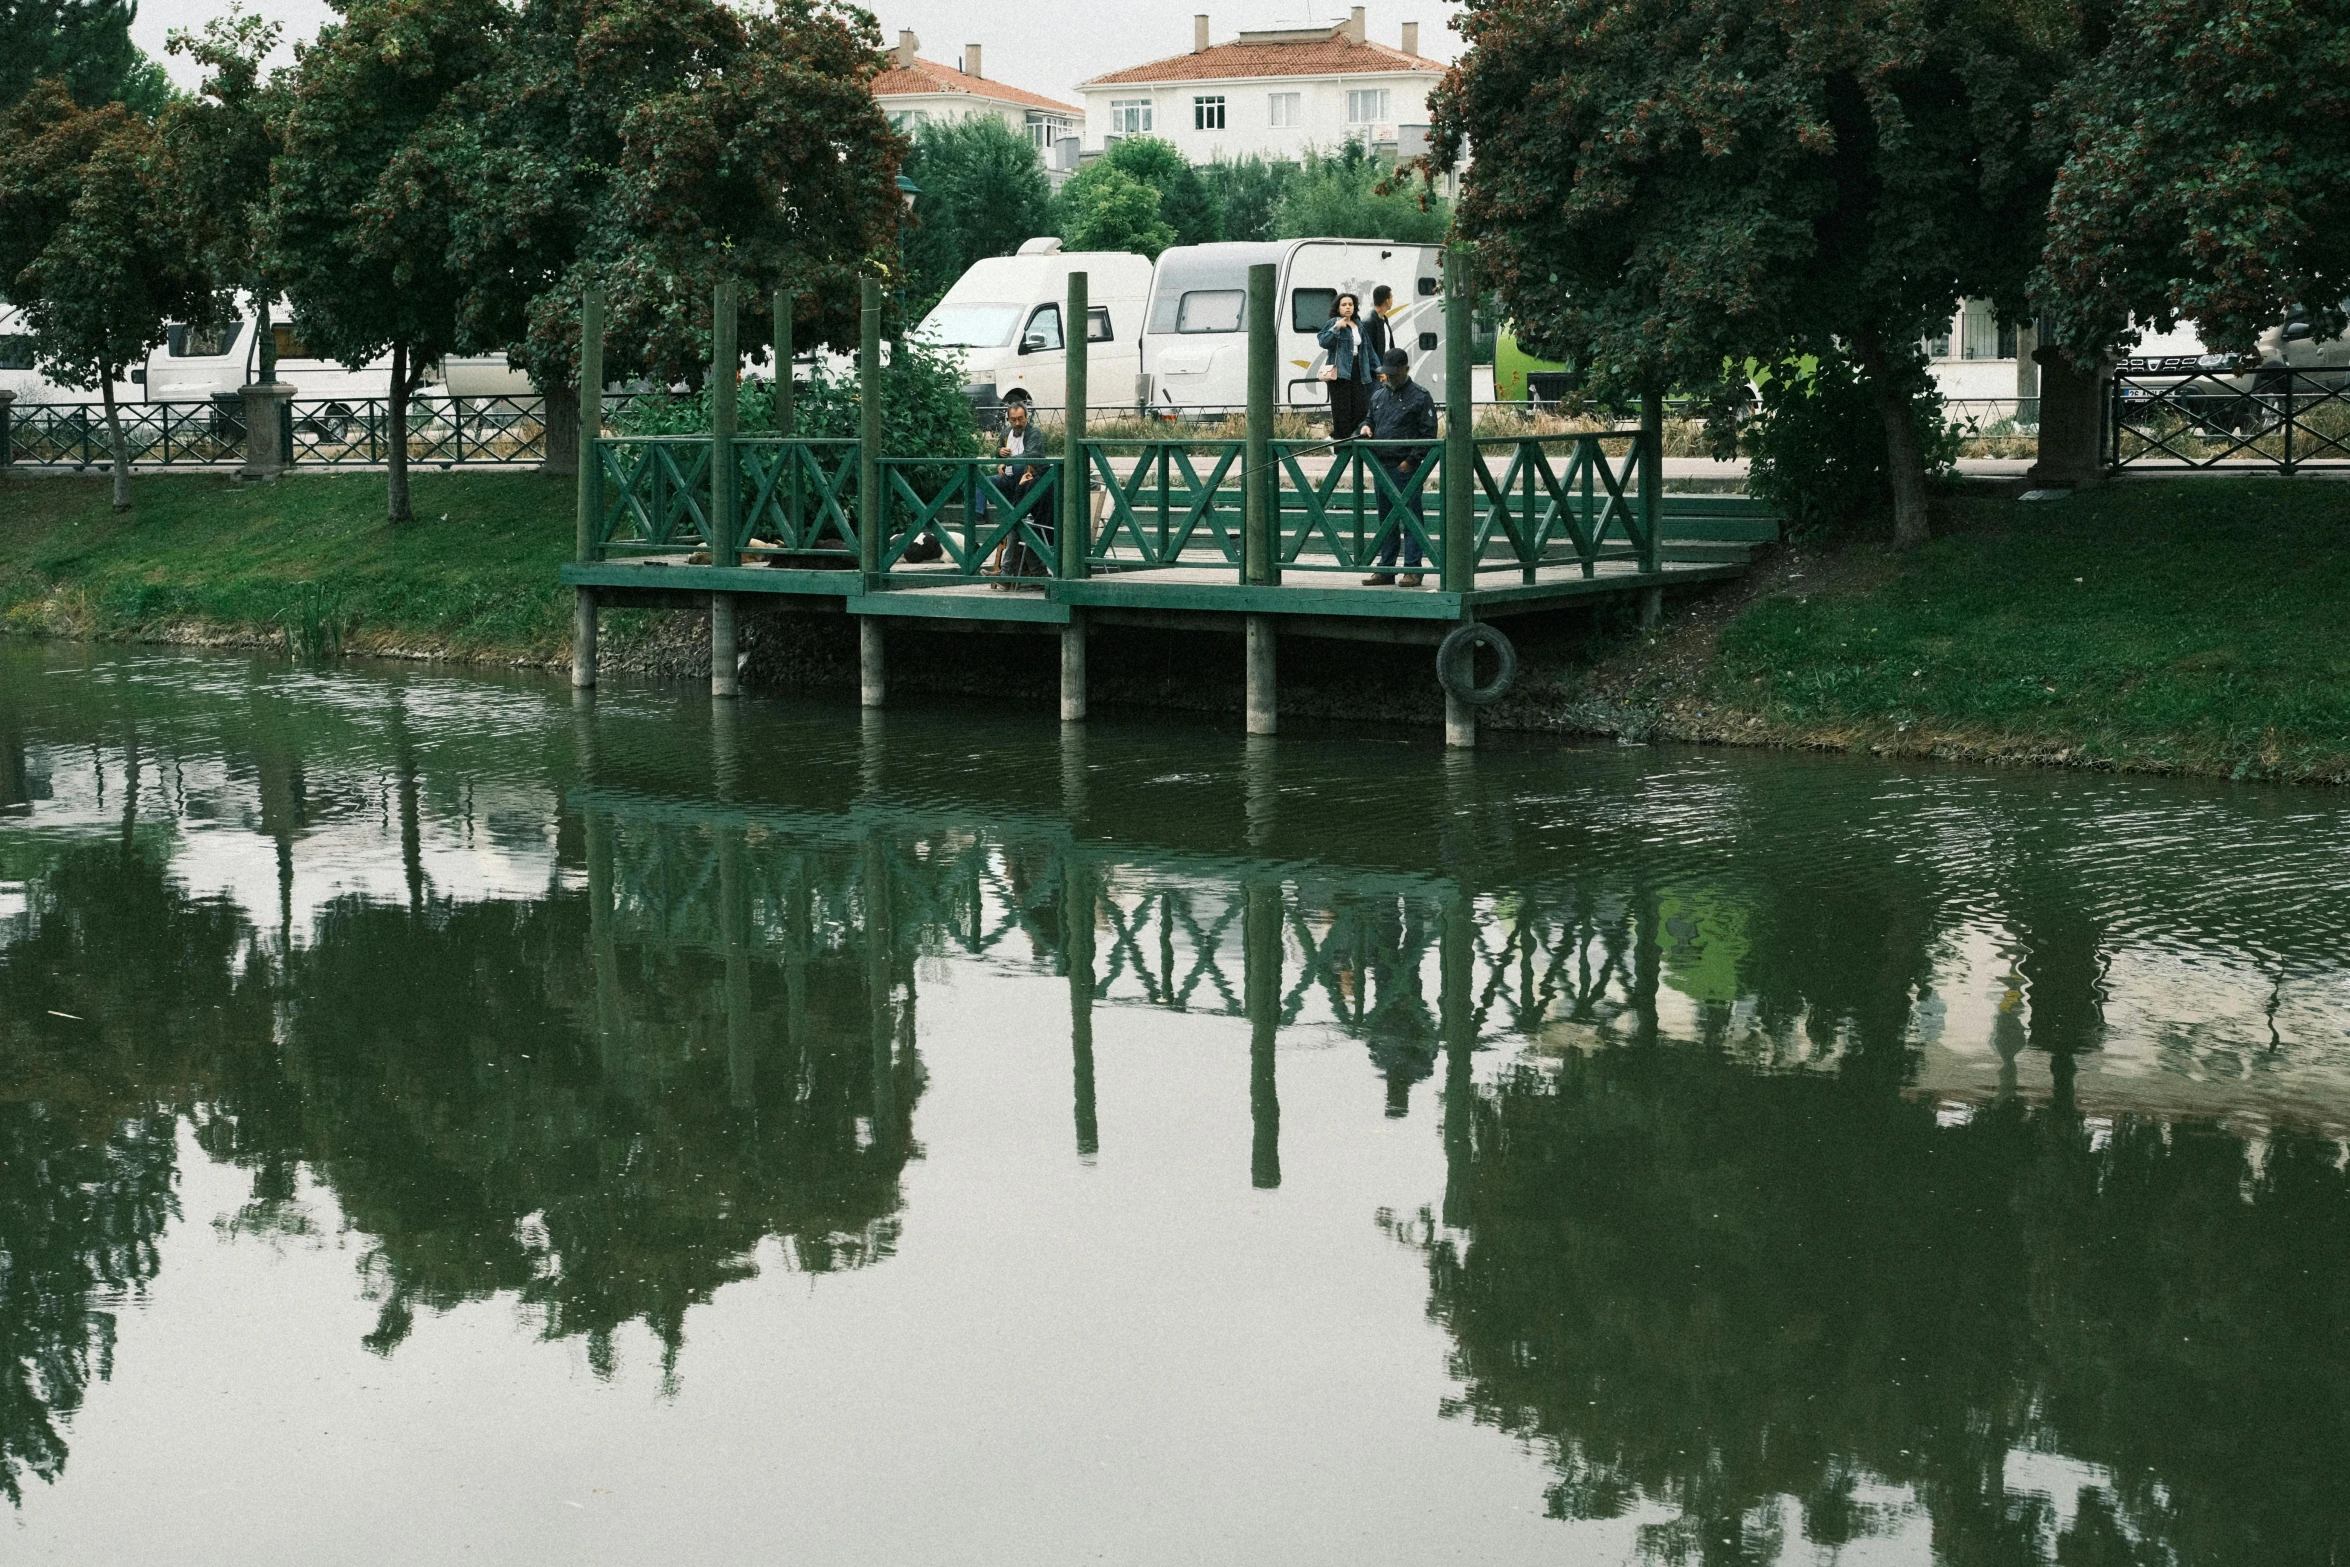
(1742, 351, 1960, 536)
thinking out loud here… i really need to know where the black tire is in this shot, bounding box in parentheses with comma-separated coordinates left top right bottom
(1436, 622, 1517, 707)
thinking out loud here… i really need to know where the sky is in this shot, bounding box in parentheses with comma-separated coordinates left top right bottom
(134, 0, 1468, 104)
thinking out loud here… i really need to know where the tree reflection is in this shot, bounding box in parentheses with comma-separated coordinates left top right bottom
(1420, 1042, 2350, 1565)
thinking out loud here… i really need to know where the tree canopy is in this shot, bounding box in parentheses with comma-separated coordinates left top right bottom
(1058, 164, 1177, 258)
(2039, 0, 2350, 356)
(1274, 140, 1448, 242)
(1433, 0, 2079, 543)
(0, 0, 170, 114)
(900, 114, 1053, 314)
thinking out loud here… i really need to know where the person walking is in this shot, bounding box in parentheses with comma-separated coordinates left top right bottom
(1317, 293, 1374, 443)
(1360, 347, 1437, 587)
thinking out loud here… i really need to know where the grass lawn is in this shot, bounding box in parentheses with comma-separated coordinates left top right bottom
(0, 469, 577, 659)
(1699, 479, 2350, 780)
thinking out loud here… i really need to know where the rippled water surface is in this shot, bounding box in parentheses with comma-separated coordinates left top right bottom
(4, 643, 2347, 1564)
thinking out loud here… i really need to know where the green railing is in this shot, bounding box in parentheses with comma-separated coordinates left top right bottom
(584, 429, 1658, 585)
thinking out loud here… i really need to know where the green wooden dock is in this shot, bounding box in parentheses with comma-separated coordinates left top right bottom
(561, 260, 1775, 746)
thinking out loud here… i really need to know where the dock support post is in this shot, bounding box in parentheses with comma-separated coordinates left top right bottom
(1060, 611, 1088, 723)
(860, 617, 885, 709)
(859, 277, 883, 586)
(1639, 386, 1664, 577)
(1640, 586, 1664, 630)
(711, 593, 739, 697)
(1245, 615, 1277, 736)
(1445, 688, 1476, 751)
(571, 587, 597, 689)
(1442, 245, 1475, 594)
(1064, 270, 1092, 584)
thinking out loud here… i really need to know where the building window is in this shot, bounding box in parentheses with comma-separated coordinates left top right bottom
(1346, 88, 1390, 124)
(1026, 112, 1073, 151)
(1193, 95, 1226, 130)
(1268, 92, 1302, 128)
(888, 109, 928, 133)
(1924, 317, 1954, 359)
(1960, 301, 2005, 361)
(1109, 99, 1153, 135)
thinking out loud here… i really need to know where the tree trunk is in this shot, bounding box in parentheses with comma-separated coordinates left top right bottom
(388, 342, 411, 523)
(101, 370, 130, 511)
(1855, 333, 1930, 548)
(540, 380, 578, 476)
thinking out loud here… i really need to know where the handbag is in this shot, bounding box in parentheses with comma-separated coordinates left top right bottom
(1318, 364, 1339, 383)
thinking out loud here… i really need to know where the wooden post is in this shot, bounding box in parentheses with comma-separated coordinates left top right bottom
(860, 617, 885, 709)
(1639, 386, 1664, 577)
(859, 276, 883, 583)
(1245, 615, 1276, 737)
(1244, 879, 1283, 1189)
(774, 290, 795, 436)
(572, 287, 605, 690)
(1061, 614, 1088, 722)
(1064, 270, 1090, 580)
(1243, 262, 1277, 586)
(1442, 245, 1475, 594)
(1445, 686, 1475, 750)
(711, 595, 739, 698)
(712, 279, 739, 569)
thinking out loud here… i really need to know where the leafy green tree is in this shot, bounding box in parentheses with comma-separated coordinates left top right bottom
(1274, 139, 1448, 241)
(1089, 135, 1216, 245)
(0, 81, 218, 509)
(901, 115, 1053, 314)
(1057, 164, 1177, 258)
(1197, 154, 1297, 244)
(2038, 0, 2350, 357)
(1433, 0, 2075, 546)
(160, 7, 286, 377)
(444, 0, 906, 470)
(268, 0, 502, 523)
(0, 0, 170, 114)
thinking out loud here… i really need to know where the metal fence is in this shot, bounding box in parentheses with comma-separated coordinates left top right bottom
(3, 392, 548, 468)
(2107, 365, 2350, 472)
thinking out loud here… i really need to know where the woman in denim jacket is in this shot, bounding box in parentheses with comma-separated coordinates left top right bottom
(1318, 293, 1374, 441)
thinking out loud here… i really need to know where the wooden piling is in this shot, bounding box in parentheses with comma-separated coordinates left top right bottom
(1244, 262, 1278, 587)
(860, 617, 885, 709)
(1245, 615, 1276, 737)
(571, 287, 605, 689)
(859, 277, 882, 585)
(1442, 246, 1475, 595)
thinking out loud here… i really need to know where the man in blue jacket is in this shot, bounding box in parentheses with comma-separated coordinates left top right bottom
(1360, 348, 1436, 587)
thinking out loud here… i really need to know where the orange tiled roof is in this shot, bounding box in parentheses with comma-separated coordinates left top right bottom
(871, 57, 1083, 115)
(1081, 31, 1442, 86)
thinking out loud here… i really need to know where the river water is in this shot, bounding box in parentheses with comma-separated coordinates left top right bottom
(2, 643, 2346, 1565)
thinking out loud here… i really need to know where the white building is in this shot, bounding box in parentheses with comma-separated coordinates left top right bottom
(872, 32, 1084, 165)
(1075, 9, 1445, 164)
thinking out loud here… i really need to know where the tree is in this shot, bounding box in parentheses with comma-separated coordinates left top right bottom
(161, 6, 287, 377)
(445, 0, 907, 470)
(0, 0, 170, 114)
(268, 0, 502, 523)
(1198, 154, 1298, 244)
(0, 82, 217, 509)
(1057, 165, 1177, 258)
(1275, 139, 1449, 241)
(1433, 0, 2075, 546)
(2038, 0, 2350, 357)
(900, 115, 1053, 314)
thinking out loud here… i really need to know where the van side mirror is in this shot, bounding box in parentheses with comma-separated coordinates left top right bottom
(1020, 334, 1049, 355)
(2283, 320, 2316, 342)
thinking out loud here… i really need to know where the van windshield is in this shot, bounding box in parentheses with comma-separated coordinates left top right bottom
(920, 303, 1025, 348)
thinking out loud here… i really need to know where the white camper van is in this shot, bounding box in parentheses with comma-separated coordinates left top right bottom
(1139, 240, 1447, 414)
(0, 305, 141, 405)
(916, 240, 1153, 414)
(140, 302, 403, 403)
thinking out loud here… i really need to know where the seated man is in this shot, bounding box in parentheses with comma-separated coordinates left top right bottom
(979, 388, 1055, 583)
(1360, 348, 1437, 587)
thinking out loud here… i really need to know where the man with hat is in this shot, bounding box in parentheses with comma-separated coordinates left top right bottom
(1358, 347, 1437, 587)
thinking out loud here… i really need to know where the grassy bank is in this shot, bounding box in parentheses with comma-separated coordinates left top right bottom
(3, 469, 2345, 783)
(0, 470, 578, 660)
(1559, 478, 2350, 783)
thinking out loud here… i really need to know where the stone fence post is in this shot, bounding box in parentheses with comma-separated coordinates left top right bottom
(2026, 347, 2111, 489)
(240, 381, 295, 480)
(0, 390, 14, 473)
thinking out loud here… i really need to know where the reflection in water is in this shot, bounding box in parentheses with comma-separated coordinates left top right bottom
(4, 644, 2350, 1560)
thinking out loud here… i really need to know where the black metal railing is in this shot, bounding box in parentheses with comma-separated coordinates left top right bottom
(3, 393, 550, 467)
(2108, 364, 2350, 472)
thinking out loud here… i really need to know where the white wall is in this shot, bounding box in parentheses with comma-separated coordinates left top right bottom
(1079, 72, 1438, 163)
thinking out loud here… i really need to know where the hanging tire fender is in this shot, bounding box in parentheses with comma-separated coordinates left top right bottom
(1436, 621, 1517, 707)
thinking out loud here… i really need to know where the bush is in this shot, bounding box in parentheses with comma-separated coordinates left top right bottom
(1275, 140, 1449, 242)
(609, 333, 984, 458)
(1742, 351, 1960, 536)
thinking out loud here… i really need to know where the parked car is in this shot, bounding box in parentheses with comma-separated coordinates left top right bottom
(916, 240, 1153, 418)
(1136, 238, 1447, 414)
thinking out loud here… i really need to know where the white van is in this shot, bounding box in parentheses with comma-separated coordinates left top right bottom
(140, 300, 403, 404)
(915, 240, 1153, 415)
(1139, 239, 1447, 414)
(0, 305, 140, 405)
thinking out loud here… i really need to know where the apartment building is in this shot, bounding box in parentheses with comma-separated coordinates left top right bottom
(1075, 9, 1444, 164)
(872, 32, 1084, 164)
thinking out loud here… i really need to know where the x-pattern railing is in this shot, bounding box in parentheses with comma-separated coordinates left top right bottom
(1089, 441, 1246, 570)
(1272, 441, 1440, 575)
(5, 399, 242, 465)
(880, 456, 1059, 576)
(739, 438, 860, 559)
(1472, 435, 1647, 580)
(1098, 885, 1244, 1013)
(597, 437, 716, 555)
(2110, 367, 2350, 471)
